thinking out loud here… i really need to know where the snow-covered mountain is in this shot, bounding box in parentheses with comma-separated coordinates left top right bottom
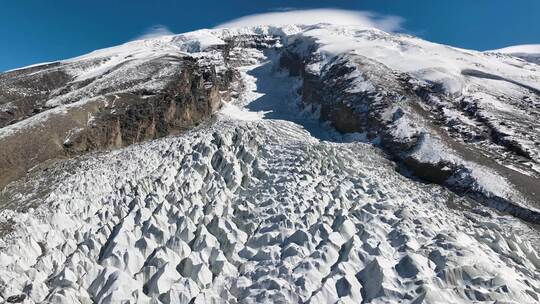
(0, 25, 539, 303)
(492, 44, 540, 64)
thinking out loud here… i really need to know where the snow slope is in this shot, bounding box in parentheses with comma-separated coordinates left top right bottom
(491, 44, 540, 64)
(0, 25, 539, 303)
(495, 44, 540, 54)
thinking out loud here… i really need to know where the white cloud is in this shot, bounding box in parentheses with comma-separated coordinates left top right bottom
(135, 25, 174, 40)
(214, 9, 404, 32)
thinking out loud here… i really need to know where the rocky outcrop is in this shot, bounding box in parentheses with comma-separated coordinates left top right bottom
(0, 63, 73, 127)
(280, 44, 540, 223)
(0, 30, 287, 190)
(0, 46, 238, 190)
(63, 58, 226, 154)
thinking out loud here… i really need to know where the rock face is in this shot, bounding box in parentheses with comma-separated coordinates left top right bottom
(280, 27, 540, 222)
(0, 35, 245, 189)
(0, 25, 539, 304)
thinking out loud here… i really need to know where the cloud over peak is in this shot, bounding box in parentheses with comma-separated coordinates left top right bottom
(135, 25, 174, 40)
(214, 8, 404, 32)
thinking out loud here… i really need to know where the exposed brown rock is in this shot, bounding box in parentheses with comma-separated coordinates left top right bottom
(0, 54, 236, 190)
(281, 49, 540, 223)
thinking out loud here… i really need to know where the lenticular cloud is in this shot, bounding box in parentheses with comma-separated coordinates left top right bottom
(135, 25, 174, 40)
(214, 8, 404, 32)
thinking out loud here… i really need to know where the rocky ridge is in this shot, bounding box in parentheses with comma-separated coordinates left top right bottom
(279, 26, 540, 222)
(0, 31, 277, 189)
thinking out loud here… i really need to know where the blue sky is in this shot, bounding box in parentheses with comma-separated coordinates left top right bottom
(1, 0, 539, 71)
